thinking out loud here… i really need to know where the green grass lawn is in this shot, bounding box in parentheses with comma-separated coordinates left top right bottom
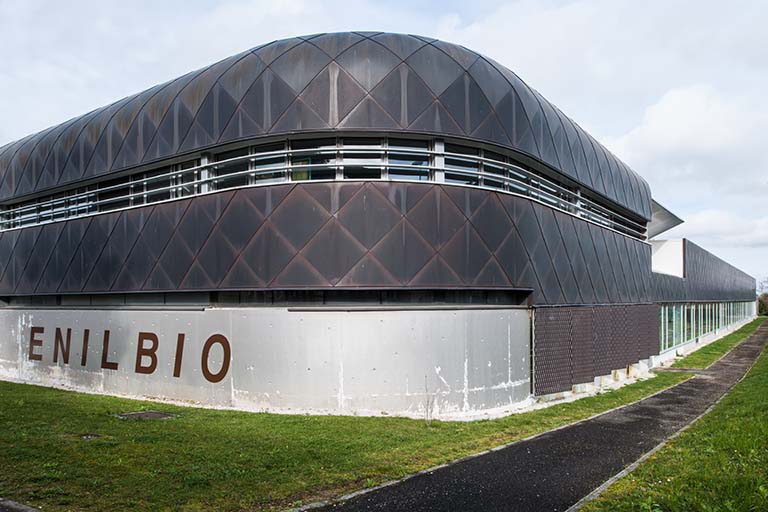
(0, 374, 690, 511)
(672, 317, 766, 369)
(2, 317, 762, 511)
(584, 321, 768, 512)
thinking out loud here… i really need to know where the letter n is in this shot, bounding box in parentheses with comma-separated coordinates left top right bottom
(53, 328, 72, 364)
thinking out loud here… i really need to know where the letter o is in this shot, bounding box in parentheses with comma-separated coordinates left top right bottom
(201, 334, 231, 383)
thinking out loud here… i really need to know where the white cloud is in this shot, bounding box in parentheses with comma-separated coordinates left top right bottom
(603, 84, 768, 210)
(666, 210, 768, 248)
(612, 85, 752, 159)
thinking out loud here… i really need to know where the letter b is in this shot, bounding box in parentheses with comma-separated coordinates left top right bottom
(135, 332, 159, 374)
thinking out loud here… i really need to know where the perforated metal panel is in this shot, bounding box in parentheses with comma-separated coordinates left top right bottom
(592, 306, 619, 377)
(569, 307, 595, 385)
(532, 308, 572, 396)
(534, 303, 659, 395)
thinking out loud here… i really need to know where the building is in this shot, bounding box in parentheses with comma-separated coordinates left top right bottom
(0, 32, 756, 418)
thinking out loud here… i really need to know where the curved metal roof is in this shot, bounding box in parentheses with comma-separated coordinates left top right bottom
(0, 32, 652, 219)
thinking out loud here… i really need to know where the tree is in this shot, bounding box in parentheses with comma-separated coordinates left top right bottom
(759, 277, 768, 316)
(759, 294, 768, 316)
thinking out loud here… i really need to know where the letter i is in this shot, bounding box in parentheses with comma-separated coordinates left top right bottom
(81, 329, 90, 366)
(173, 333, 185, 378)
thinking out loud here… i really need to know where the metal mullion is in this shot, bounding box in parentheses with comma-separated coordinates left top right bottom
(247, 149, 256, 187)
(478, 149, 485, 188)
(433, 140, 445, 183)
(673, 304, 677, 346)
(335, 138, 342, 180)
(381, 137, 389, 180)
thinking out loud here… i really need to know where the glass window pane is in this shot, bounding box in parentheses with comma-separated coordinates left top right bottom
(388, 167, 430, 181)
(445, 143, 478, 156)
(142, 168, 172, 202)
(343, 165, 381, 179)
(215, 148, 250, 188)
(97, 176, 131, 211)
(389, 138, 429, 151)
(388, 139, 430, 181)
(290, 140, 333, 181)
(445, 171, 479, 186)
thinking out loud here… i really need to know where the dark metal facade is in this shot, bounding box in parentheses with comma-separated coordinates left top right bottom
(533, 304, 659, 394)
(0, 182, 653, 303)
(652, 239, 756, 302)
(0, 32, 651, 220)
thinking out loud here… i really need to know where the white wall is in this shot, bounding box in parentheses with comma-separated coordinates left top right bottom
(0, 306, 531, 420)
(651, 239, 685, 277)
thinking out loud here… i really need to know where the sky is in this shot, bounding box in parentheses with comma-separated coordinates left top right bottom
(0, 0, 765, 287)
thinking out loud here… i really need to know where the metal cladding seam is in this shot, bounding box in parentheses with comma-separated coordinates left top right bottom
(0, 32, 652, 220)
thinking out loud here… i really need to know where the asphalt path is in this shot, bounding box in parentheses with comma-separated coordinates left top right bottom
(321, 324, 768, 512)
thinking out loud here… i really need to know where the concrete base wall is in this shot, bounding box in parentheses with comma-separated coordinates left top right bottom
(0, 306, 531, 420)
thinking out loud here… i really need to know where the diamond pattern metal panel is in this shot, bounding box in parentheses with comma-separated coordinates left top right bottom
(559, 113, 592, 189)
(371, 63, 435, 128)
(84, 208, 152, 292)
(308, 33, 363, 58)
(0, 136, 34, 195)
(112, 70, 206, 172)
(0, 33, 652, 220)
(58, 95, 137, 189)
(533, 204, 581, 304)
(57, 213, 120, 293)
(0, 225, 41, 293)
(371, 33, 426, 60)
(0, 230, 20, 289)
(0, 183, 658, 301)
(557, 214, 596, 304)
(81, 83, 166, 182)
(519, 201, 564, 304)
(1, 130, 56, 199)
(337, 38, 401, 91)
(15, 118, 79, 197)
(36, 217, 91, 294)
(572, 217, 608, 304)
(14, 222, 64, 295)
